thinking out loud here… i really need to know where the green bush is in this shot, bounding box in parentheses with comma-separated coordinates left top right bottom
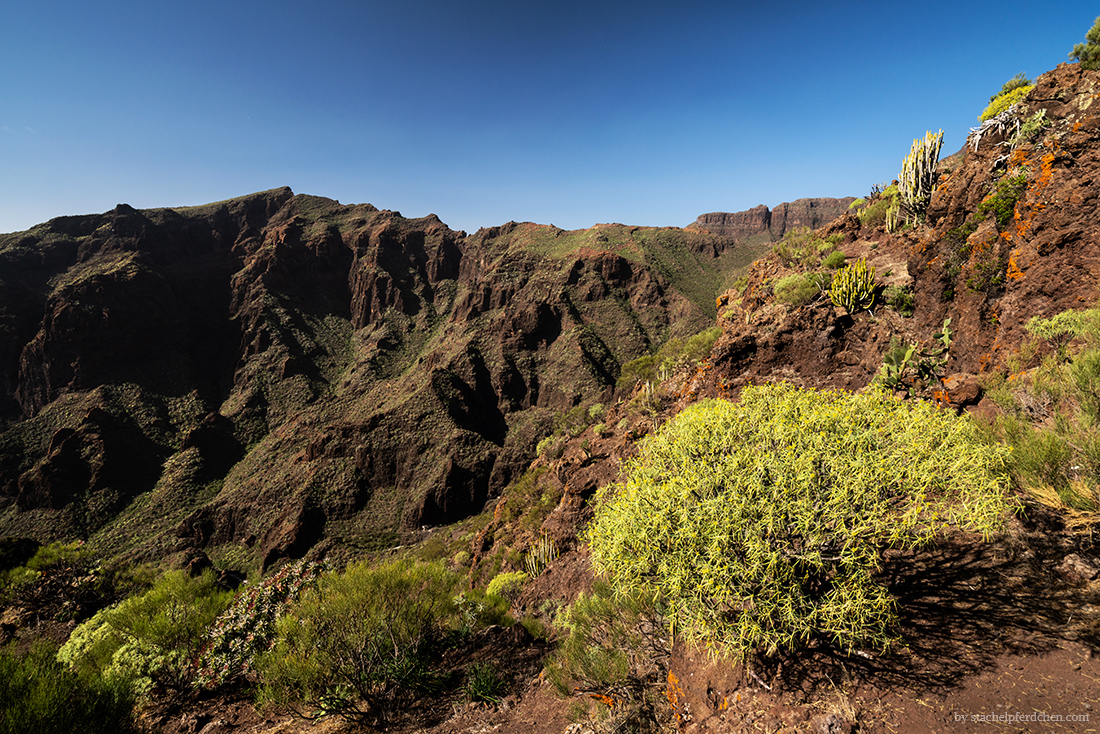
(858, 185, 900, 228)
(771, 229, 844, 270)
(883, 285, 915, 317)
(257, 558, 460, 725)
(982, 306, 1100, 513)
(977, 172, 1028, 229)
(874, 319, 953, 394)
(58, 569, 232, 695)
(773, 273, 817, 306)
(821, 250, 847, 270)
(586, 384, 1011, 659)
(486, 571, 527, 602)
(0, 642, 138, 734)
(617, 326, 721, 389)
(1, 540, 91, 596)
(547, 581, 670, 718)
(1011, 110, 1050, 148)
(1070, 15, 1100, 70)
(453, 588, 512, 634)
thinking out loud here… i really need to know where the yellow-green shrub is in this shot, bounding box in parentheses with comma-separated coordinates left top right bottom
(546, 581, 670, 725)
(486, 571, 527, 601)
(58, 570, 232, 695)
(979, 85, 1033, 122)
(586, 384, 1011, 659)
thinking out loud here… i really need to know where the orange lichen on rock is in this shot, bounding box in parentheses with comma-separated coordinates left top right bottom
(666, 670, 686, 722)
(1006, 251, 1025, 281)
(1038, 151, 1057, 187)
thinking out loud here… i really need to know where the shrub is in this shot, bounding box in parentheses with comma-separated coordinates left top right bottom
(1011, 110, 1049, 148)
(0, 642, 138, 734)
(772, 229, 844, 270)
(977, 172, 1028, 230)
(617, 326, 721, 389)
(990, 73, 1031, 102)
(453, 588, 512, 634)
(585, 384, 1011, 659)
(883, 284, 915, 317)
(979, 85, 1033, 122)
(773, 273, 817, 306)
(256, 559, 460, 725)
(858, 184, 901, 230)
(830, 258, 876, 313)
(1070, 15, 1100, 70)
(194, 559, 327, 690)
(1, 540, 91, 596)
(981, 305, 1100, 515)
(58, 569, 232, 695)
(874, 319, 953, 394)
(486, 571, 527, 602)
(821, 250, 847, 270)
(546, 581, 670, 725)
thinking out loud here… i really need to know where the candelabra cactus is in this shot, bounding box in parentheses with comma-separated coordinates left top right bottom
(830, 258, 877, 313)
(898, 129, 944, 226)
(525, 534, 559, 577)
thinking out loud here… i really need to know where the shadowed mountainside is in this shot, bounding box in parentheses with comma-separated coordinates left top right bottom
(0, 191, 770, 568)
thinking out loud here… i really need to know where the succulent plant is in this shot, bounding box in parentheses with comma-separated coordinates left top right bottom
(899, 130, 944, 226)
(830, 258, 877, 313)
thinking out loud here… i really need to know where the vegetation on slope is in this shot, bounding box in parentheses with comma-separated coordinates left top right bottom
(584, 383, 1011, 660)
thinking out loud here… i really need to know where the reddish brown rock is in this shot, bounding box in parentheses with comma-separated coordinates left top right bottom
(692, 197, 857, 240)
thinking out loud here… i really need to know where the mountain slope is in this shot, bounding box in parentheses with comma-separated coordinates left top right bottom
(0, 191, 766, 567)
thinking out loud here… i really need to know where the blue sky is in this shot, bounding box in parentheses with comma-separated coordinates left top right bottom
(2, 1, 1097, 235)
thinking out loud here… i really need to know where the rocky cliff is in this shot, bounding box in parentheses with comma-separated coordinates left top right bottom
(691, 196, 857, 240)
(688, 62, 1100, 402)
(0, 193, 761, 567)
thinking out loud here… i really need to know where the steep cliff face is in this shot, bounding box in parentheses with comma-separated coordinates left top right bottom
(691, 197, 856, 240)
(0, 192, 756, 567)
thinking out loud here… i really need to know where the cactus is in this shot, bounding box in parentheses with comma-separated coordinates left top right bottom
(874, 319, 953, 393)
(524, 534, 559, 578)
(829, 258, 876, 313)
(898, 130, 944, 227)
(885, 199, 902, 233)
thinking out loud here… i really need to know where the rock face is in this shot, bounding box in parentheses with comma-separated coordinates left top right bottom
(692, 197, 857, 240)
(692, 62, 1100, 402)
(0, 193, 753, 567)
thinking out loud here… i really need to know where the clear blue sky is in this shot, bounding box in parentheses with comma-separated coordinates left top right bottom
(2, 1, 1097, 235)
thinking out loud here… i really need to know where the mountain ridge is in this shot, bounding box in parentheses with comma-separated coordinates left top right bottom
(0, 189, 781, 568)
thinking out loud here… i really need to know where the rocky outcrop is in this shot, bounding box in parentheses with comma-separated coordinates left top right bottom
(693, 62, 1100, 402)
(692, 197, 857, 240)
